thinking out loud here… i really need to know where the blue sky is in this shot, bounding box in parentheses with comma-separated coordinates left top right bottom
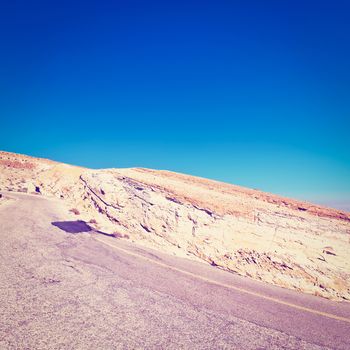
(1, 0, 349, 210)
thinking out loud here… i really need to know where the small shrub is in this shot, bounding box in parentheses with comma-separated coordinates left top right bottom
(112, 232, 122, 238)
(69, 208, 80, 215)
(112, 232, 130, 239)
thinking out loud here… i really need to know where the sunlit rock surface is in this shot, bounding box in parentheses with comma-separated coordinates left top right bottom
(1, 150, 349, 300)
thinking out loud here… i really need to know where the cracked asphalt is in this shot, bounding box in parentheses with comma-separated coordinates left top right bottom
(0, 192, 350, 349)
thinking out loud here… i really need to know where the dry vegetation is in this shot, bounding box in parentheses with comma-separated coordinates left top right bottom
(69, 208, 80, 215)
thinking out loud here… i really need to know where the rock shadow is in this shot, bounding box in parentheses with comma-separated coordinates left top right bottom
(52, 220, 114, 237)
(52, 220, 92, 234)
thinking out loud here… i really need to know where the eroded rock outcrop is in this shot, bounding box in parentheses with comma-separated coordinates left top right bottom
(1, 151, 349, 300)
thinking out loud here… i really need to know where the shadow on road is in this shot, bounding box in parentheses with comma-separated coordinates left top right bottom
(52, 220, 92, 233)
(52, 220, 115, 237)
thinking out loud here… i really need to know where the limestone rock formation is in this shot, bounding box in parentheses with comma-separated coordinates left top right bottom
(1, 150, 349, 300)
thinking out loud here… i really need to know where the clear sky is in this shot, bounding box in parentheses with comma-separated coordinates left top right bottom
(1, 0, 349, 210)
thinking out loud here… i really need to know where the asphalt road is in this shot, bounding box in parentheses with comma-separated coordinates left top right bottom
(0, 192, 350, 349)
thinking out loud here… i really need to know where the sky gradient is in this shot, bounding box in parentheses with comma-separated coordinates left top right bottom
(1, 1, 349, 210)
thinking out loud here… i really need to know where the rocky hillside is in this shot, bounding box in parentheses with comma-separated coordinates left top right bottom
(1, 150, 349, 300)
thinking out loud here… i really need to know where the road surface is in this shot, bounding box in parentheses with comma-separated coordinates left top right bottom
(0, 192, 349, 349)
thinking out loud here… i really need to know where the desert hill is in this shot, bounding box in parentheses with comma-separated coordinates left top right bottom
(1, 150, 349, 300)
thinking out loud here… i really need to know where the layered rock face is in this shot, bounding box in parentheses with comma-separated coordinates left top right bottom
(1, 151, 349, 300)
